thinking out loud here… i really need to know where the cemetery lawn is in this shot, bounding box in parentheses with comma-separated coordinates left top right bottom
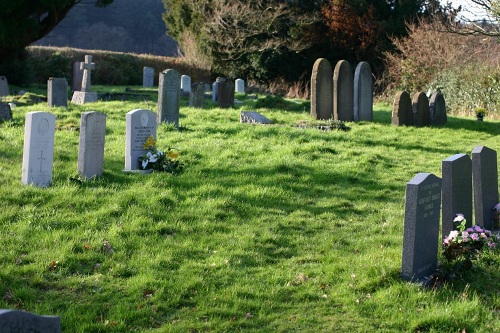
(1, 91, 500, 332)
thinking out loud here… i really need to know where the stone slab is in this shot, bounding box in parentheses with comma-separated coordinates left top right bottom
(240, 112, 273, 124)
(71, 91, 97, 104)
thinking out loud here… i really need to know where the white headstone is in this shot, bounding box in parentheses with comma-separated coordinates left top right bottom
(143, 67, 154, 87)
(78, 111, 106, 179)
(125, 109, 157, 171)
(181, 75, 191, 96)
(235, 79, 245, 93)
(21, 112, 56, 187)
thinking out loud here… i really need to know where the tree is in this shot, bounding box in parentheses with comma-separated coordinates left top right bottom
(0, 0, 113, 59)
(437, 1, 500, 36)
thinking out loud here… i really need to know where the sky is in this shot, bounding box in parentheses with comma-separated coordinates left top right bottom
(447, 0, 490, 20)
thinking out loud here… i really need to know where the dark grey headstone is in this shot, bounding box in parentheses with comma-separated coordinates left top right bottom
(78, 111, 106, 179)
(333, 60, 354, 122)
(143, 67, 154, 87)
(412, 92, 431, 127)
(442, 154, 472, 238)
(0, 102, 12, 121)
(240, 111, 273, 124)
(472, 146, 499, 230)
(125, 109, 157, 171)
(212, 82, 218, 102)
(71, 61, 83, 91)
(157, 69, 181, 127)
(353, 62, 373, 122)
(0, 309, 61, 333)
(392, 91, 413, 126)
(217, 81, 235, 108)
(401, 173, 441, 283)
(310, 58, 333, 120)
(47, 78, 68, 108)
(189, 83, 205, 108)
(0, 76, 9, 96)
(429, 92, 447, 125)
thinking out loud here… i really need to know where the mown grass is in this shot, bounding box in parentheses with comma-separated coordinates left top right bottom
(1, 89, 500, 332)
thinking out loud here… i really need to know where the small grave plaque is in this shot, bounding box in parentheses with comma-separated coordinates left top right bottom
(0, 309, 61, 333)
(78, 111, 106, 179)
(240, 112, 273, 124)
(401, 173, 442, 283)
(125, 109, 157, 171)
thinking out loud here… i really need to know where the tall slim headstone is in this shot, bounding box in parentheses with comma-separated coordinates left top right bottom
(125, 109, 157, 171)
(143, 67, 155, 88)
(78, 111, 106, 179)
(401, 173, 442, 283)
(0, 102, 12, 121)
(21, 112, 56, 187)
(391, 91, 413, 126)
(157, 69, 181, 127)
(189, 83, 205, 108)
(333, 60, 354, 122)
(217, 81, 235, 108)
(0, 76, 9, 96)
(181, 75, 191, 96)
(472, 146, 499, 230)
(353, 62, 373, 122)
(72, 61, 83, 91)
(47, 77, 68, 107)
(310, 58, 333, 120)
(71, 55, 97, 104)
(212, 81, 218, 102)
(429, 91, 447, 125)
(442, 154, 472, 238)
(0, 309, 61, 333)
(235, 79, 245, 93)
(412, 92, 431, 127)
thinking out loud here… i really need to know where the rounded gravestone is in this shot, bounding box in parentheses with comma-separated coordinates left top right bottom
(412, 92, 431, 127)
(334, 60, 354, 121)
(429, 92, 447, 126)
(392, 91, 413, 126)
(310, 58, 333, 120)
(354, 62, 373, 122)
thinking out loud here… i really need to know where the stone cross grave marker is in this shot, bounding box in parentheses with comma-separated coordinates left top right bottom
(143, 67, 155, 87)
(391, 91, 413, 126)
(217, 81, 235, 108)
(0, 309, 61, 333)
(235, 79, 245, 93)
(353, 61, 373, 122)
(429, 91, 447, 125)
(71, 55, 97, 104)
(310, 58, 333, 120)
(401, 173, 442, 284)
(78, 111, 106, 179)
(0, 76, 9, 96)
(181, 75, 191, 96)
(125, 109, 157, 171)
(189, 83, 205, 108)
(472, 146, 499, 230)
(0, 102, 12, 121)
(21, 112, 56, 187)
(71, 61, 83, 91)
(442, 154, 472, 238)
(47, 77, 68, 108)
(157, 69, 181, 127)
(412, 92, 431, 127)
(333, 60, 354, 122)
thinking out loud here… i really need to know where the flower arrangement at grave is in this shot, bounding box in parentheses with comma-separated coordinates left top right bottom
(138, 135, 183, 174)
(474, 107, 486, 120)
(442, 213, 497, 263)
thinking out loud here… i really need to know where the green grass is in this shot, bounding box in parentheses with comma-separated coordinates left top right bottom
(1, 90, 500, 332)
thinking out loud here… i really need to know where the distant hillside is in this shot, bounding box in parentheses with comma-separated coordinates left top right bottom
(32, 0, 178, 56)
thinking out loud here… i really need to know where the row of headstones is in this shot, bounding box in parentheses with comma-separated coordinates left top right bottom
(310, 58, 373, 122)
(392, 90, 447, 126)
(21, 108, 167, 187)
(401, 146, 498, 284)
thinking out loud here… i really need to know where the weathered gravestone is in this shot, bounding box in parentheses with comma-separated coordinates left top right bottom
(189, 83, 205, 108)
(157, 69, 180, 127)
(143, 66, 155, 88)
(125, 109, 157, 171)
(240, 111, 273, 124)
(0, 76, 9, 96)
(472, 146, 499, 230)
(391, 91, 413, 126)
(47, 78, 68, 107)
(78, 111, 106, 179)
(0, 309, 61, 333)
(0, 102, 12, 121)
(333, 60, 354, 121)
(412, 92, 431, 127)
(21, 112, 56, 187)
(71, 55, 97, 104)
(442, 154, 472, 239)
(310, 58, 333, 120)
(353, 62, 373, 122)
(212, 81, 218, 102)
(71, 61, 83, 91)
(429, 92, 447, 125)
(217, 81, 235, 108)
(401, 173, 442, 284)
(181, 75, 191, 96)
(235, 79, 245, 93)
